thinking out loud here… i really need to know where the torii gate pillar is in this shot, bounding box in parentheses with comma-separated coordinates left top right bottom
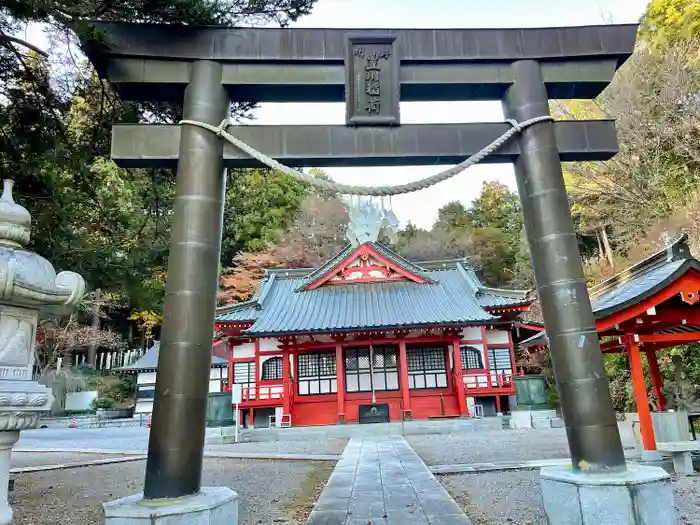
(504, 60, 626, 470)
(104, 62, 240, 523)
(144, 60, 229, 498)
(505, 60, 675, 525)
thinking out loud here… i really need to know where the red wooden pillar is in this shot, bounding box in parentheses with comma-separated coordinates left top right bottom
(626, 336, 656, 451)
(398, 340, 412, 419)
(254, 340, 260, 390)
(226, 338, 234, 392)
(645, 350, 666, 411)
(495, 395, 502, 415)
(480, 326, 492, 386)
(452, 338, 469, 416)
(227, 360, 233, 392)
(335, 344, 346, 423)
(282, 348, 291, 416)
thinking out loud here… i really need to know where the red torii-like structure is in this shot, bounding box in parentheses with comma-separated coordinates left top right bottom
(521, 235, 700, 453)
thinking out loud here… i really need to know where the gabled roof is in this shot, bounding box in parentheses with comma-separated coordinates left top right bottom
(216, 242, 530, 336)
(301, 242, 434, 290)
(590, 234, 697, 317)
(118, 342, 228, 373)
(520, 234, 700, 348)
(216, 271, 280, 323)
(454, 264, 530, 308)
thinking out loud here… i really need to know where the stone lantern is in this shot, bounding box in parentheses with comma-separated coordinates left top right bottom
(0, 179, 85, 523)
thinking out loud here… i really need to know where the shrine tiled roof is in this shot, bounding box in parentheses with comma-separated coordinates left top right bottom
(216, 242, 530, 336)
(589, 234, 698, 317)
(118, 342, 228, 373)
(519, 234, 700, 348)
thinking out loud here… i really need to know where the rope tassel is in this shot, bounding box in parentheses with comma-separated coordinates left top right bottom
(178, 116, 554, 197)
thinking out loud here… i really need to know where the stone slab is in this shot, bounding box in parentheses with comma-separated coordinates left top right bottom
(510, 410, 532, 429)
(531, 418, 552, 429)
(306, 436, 472, 525)
(14, 448, 339, 462)
(103, 486, 238, 525)
(540, 464, 675, 525)
(656, 441, 700, 452)
(670, 451, 695, 476)
(10, 455, 146, 474)
(229, 417, 503, 443)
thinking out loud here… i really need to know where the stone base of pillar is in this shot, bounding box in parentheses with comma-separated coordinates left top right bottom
(510, 409, 557, 429)
(640, 449, 663, 462)
(540, 464, 675, 525)
(103, 487, 238, 524)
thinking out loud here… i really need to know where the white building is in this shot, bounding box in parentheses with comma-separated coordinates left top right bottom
(119, 341, 228, 414)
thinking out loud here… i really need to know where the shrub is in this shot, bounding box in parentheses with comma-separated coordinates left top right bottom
(91, 397, 116, 410)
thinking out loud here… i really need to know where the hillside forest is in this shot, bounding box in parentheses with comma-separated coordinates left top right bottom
(1, 0, 700, 412)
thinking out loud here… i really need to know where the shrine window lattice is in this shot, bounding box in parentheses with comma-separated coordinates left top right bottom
(460, 345, 484, 370)
(406, 346, 448, 390)
(297, 352, 337, 396)
(232, 361, 255, 389)
(261, 357, 283, 381)
(488, 348, 512, 375)
(345, 346, 399, 393)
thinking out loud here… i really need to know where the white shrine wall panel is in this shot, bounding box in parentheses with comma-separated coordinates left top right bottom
(486, 329, 510, 345)
(135, 400, 153, 414)
(233, 342, 255, 358)
(137, 372, 156, 385)
(259, 338, 280, 352)
(461, 327, 482, 340)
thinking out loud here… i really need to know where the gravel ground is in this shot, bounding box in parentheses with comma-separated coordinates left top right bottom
(11, 452, 131, 469)
(406, 427, 637, 466)
(10, 457, 333, 525)
(440, 471, 700, 525)
(207, 438, 348, 456)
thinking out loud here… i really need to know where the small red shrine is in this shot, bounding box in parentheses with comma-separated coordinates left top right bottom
(215, 240, 542, 428)
(521, 234, 700, 452)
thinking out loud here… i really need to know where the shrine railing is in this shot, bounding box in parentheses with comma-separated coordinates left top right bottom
(241, 385, 284, 403)
(463, 372, 514, 391)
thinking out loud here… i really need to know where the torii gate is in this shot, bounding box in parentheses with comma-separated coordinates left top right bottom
(79, 22, 667, 525)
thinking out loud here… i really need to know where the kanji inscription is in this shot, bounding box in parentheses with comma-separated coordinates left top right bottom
(345, 35, 400, 126)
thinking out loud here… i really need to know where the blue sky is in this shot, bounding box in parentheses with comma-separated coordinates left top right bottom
(21, 0, 650, 228)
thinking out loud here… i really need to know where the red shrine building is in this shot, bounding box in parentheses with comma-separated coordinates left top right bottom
(215, 241, 542, 428)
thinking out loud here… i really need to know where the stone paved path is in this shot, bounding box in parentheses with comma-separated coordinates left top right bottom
(307, 436, 472, 524)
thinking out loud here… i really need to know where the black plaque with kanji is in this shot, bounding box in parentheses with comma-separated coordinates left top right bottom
(345, 35, 400, 126)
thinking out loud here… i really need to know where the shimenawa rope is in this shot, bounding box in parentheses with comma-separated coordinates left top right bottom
(178, 115, 553, 197)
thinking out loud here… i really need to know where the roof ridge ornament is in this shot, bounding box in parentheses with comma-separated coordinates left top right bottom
(345, 198, 402, 246)
(346, 199, 381, 246)
(381, 197, 400, 245)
